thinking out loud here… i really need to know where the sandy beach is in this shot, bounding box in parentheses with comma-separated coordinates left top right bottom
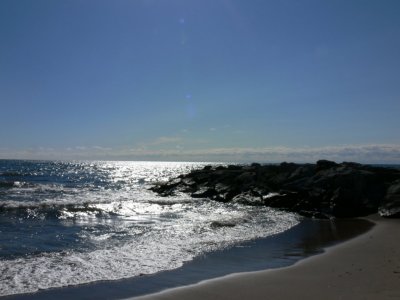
(132, 215, 400, 300)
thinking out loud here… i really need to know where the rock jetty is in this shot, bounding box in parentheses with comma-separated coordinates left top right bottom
(150, 160, 400, 219)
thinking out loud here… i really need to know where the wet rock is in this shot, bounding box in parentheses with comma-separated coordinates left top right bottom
(235, 172, 255, 184)
(191, 187, 217, 199)
(264, 192, 296, 209)
(150, 160, 400, 219)
(210, 220, 237, 228)
(379, 180, 400, 217)
(231, 192, 264, 206)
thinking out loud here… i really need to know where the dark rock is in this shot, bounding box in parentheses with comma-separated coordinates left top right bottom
(191, 187, 217, 199)
(235, 172, 255, 183)
(379, 180, 400, 217)
(0, 181, 15, 188)
(227, 165, 242, 170)
(342, 161, 363, 168)
(264, 191, 302, 210)
(279, 162, 299, 172)
(150, 179, 181, 196)
(329, 187, 373, 217)
(210, 220, 237, 228)
(150, 161, 400, 219)
(288, 164, 315, 180)
(181, 177, 196, 186)
(220, 189, 241, 202)
(190, 172, 211, 184)
(210, 218, 248, 228)
(316, 160, 338, 171)
(231, 192, 264, 206)
(214, 183, 230, 193)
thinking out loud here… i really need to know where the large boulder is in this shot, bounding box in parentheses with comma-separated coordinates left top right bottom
(316, 159, 338, 171)
(379, 180, 400, 217)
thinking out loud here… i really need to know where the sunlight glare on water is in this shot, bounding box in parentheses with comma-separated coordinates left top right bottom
(0, 160, 300, 296)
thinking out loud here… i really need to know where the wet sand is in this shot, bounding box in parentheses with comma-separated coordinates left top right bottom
(132, 215, 400, 300)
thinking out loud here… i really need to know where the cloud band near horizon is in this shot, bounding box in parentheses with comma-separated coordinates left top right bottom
(1, 144, 400, 164)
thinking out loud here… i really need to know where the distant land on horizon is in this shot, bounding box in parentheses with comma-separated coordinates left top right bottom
(1, 157, 400, 167)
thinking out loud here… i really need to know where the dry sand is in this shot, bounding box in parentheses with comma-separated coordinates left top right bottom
(131, 215, 400, 300)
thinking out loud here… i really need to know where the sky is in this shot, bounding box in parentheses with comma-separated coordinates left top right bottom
(0, 0, 399, 163)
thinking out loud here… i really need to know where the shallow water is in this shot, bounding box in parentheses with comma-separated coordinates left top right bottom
(0, 160, 300, 297)
(4, 218, 373, 300)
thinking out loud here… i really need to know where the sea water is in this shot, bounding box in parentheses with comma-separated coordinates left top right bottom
(0, 160, 300, 297)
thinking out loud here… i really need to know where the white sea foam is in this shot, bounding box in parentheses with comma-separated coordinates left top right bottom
(0, 203, 299, 296)
(0, 161, 300, 296)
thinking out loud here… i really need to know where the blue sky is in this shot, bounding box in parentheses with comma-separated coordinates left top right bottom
(1, 0, 399, 163)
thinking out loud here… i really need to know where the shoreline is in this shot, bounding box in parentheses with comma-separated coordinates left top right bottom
(2, 218, 372, 300)
(130, 215, 400, 300)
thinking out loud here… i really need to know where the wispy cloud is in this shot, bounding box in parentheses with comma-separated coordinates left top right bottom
(2, 144, 399, 163)
(139, 136, 182, 147)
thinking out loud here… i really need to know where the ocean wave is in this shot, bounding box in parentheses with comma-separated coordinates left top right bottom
(0, 171, 27, 177)
(0, 205, 300, 297)
(0, 160, 301, 297)
(148, 198, 194, 206)
(0, 202, 111, 219)
(0, 193, 192, 220)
